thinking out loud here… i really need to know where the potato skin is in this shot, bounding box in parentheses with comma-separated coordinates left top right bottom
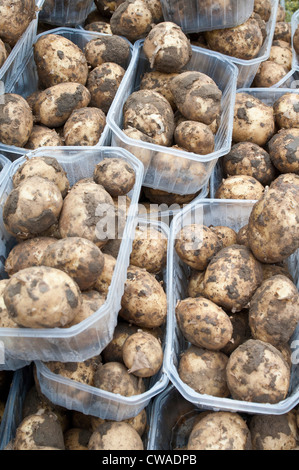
(93, 361, 145, 396)
(25, 125, 64, 150)
(226, 339, 291, 404)
(5, 237, 57, 277)
(93, 158, 135, 197)
(94, 253, 116, 297)
(123, 89, 175, 147)
(203, 244, 263, 312)
(122, 330, 163, 377)
(87, 62, 125, 114)
(174, 121, 215, 155)
(0, 39, 8, 67)
(63, 107, 106, 146)
(0, 279, 18, 328)
(33, 34, 89, 88)
(13, 413, 65, 451)
(85, 35, 130, 69)
(268, 128, 299, 174)
(129, 225, 167, 274)
(247, 185, 299, 263)
(205, 17, 263, 60)
(58, 179, 116, 248)
(3, 266, 82, 328)
(3, 176, 63, 240)
(253, 60, 289, 88)
(249, 413, 298, 451)
(170, 71, 222, 126)
(249, 275, 299, 346)
(12, 156, 70, 198)
(178, 345, 230, 398)
(41, 237, 105, 291)
(88, 421, 144, 450)
(0, 94, 33, 147)
(110, 0, 152, 43)
(175, 224, 223, 271)
(187, 412, 252, 451)
(120, 265, 167, 328)
(233, 93, 275, 147)
(215, 175, 265, 200)
(274, 93, 299, 130)
(140, 71, 179, 110)
(46, 357, 100, 385)
(143, 21, 192, 73)
(36, 82, 91, 128)
(175, 297, 233, 351)
(0, 0, 36, 47)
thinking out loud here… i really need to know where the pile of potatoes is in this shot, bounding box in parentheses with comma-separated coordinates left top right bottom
(6, 376, 148, 450)
(214, 91, 299, 200)
(0, 31, 132, 149)
(0, 0, 37, 69)
(174, 171, 299, 405)
(0, 154, 137, 330)
(172, 407, 299, 450)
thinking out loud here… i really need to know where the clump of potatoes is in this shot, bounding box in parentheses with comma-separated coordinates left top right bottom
(0, 31, 133, 149)
(1, 154, 137, 330)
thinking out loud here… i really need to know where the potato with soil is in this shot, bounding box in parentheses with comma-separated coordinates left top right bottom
(233, 92, 275, 147)
(223, 142, 276, 186)
(253, 60, 289, 88)
(247, 184, 299, 264)
(178, 345, 230, 398)
(63, 107, 106, 147)
(86, 62, 125, 115)
(88, 421, 144, 450)
(46, 357, 101, 386)
(187, 411, 252, 451)
(226, 339, 291, 404)
(67, 290, 106, 327)
(250, 411, 298, 451)
(120, 265, 167, 329)
(94, 253, 116, 297)
(36, 82, 91, 128)
(174, 121, 215, 155)
(221, 310, 251, 356)
(3, 176, 63, 240)
(249, 275, 299, 346)
(187, 270, 206, 299)
(268, 128, 299, 174)
(175, 297, 233, 351)
(12, 156, 70, 198)
(0, 39, 8, 67)
(120, 128, 155, 168)
(143, 21, 192, 73)
(215, 175, 265, 200)
(294, 26, 299, 54)
(84, 35, 130, 69)
(205, 17, 264, 60)
(64, 428, 92, 450)
(94, 0, 124, 17)
(41, 237, 105, 291)
(5, 237, 57, 277)
(33, 34, 89, 89)
(175, 224, 223, 271)
(13, 412, 65, 450)
(85, 21, 113, 34)
(25, 125, 64, 150)
(274, 22, 291, 43)
(274, 93, 299, 130)
(140, 71, 179, 111)
(254, 0, 272, 21)
(203, 244, 263, 312)
(93, 361, 145, 396)
(102, 321, 139, 363)
(170, 72, 222, 126)
(122, 330, 163, 378)
(93, 157, 135, 197)
(0, 0, 36, 47)
(0, 279, 18, 328)
(269, 40, 292, 70)
(3, 266, 82, 328)
(110, 0, 153, 43)
(209, 226, 238, 249)
(58, 179, 116, 248)
(129, 225, 167, 274)
(0, 94, 33, 147)
(123, 89, 175, 147)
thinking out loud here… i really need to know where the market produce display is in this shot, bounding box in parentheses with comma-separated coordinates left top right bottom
(0, 0, 299, 453)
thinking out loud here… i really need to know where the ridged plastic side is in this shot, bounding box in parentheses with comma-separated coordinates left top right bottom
(39, 0, 94, 26)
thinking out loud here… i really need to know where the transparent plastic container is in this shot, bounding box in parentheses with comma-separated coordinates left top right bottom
(0, 154, 11, 187)
(107, 39, 238, 196)
(0, 366, 32, 450)
(0, 146, 144, 363)
(165, 199, 299, 415)
(292, 9, 299, 71)
(0, 0, 45, 86)
(210, 86, 299, 196)
(196, 0, 279, 89)
(33, 218, 170, 421)
(39, 0, 94, 26)
(160, 0, 254, 34)
(0, 27, 136, 161)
